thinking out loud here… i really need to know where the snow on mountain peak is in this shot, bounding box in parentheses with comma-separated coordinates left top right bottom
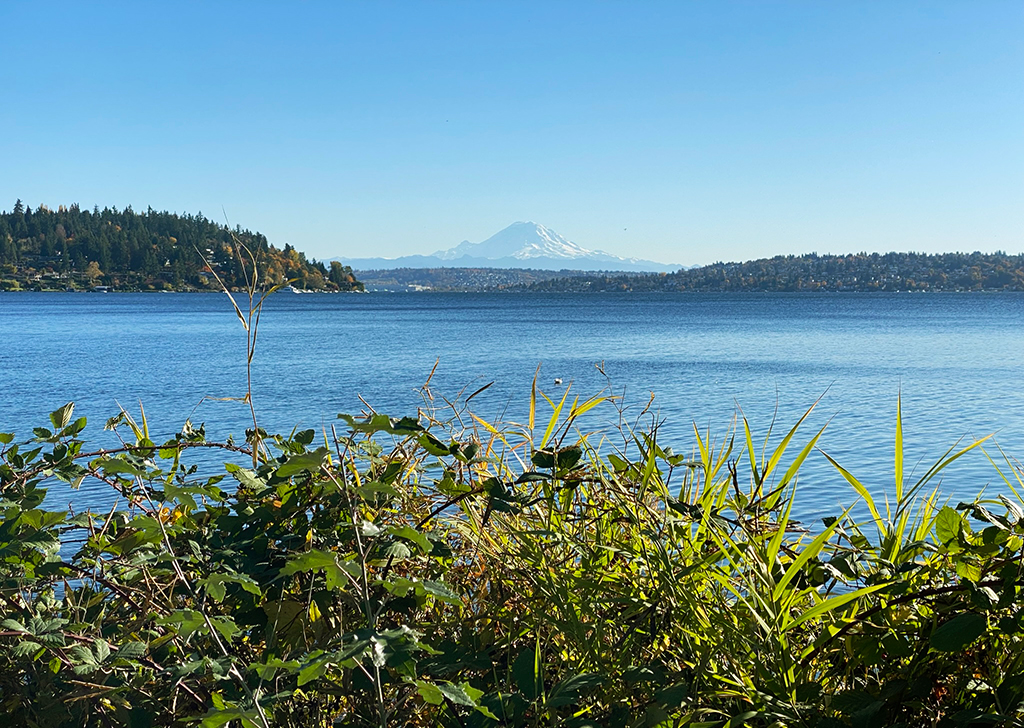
(435, 222, 594, 261)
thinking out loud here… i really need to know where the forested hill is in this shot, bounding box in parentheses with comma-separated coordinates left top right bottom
(0, 200, 362, 292)
(525, 251, 1024, 293)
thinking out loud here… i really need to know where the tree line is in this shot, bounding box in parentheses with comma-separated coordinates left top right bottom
(0, 200, 362, 292)
(524, 251, 1024, 292)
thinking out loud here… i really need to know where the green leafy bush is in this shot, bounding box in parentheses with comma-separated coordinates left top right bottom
(2, 387, 1024, 727)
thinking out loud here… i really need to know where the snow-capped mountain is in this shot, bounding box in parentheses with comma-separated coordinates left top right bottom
(336, 222, 682, 272)
(436, 222, 595, 261)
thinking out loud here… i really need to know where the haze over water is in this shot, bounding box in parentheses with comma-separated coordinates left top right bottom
(2, 291, 1023, 523)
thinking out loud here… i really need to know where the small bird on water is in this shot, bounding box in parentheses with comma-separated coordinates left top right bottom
(554, 378, 563, 385)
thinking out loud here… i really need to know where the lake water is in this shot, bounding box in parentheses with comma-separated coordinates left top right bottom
(2, 291, 1023, 524)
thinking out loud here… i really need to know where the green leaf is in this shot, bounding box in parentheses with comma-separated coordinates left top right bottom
(437, 681, 480, 707)
(225, 463, 268, 492)
(548, 672, 605, 706)
(49, 402, 75, 431)
(512, 645, 541, 700)
(12, 640, 42, 657)
(931, 613, 987, 652)
(201, 572, 262, 603)
(999, 495, 1024, 525)
(784, 584, 888, 632)
(390, 525, 432, 554)
(372, 540, 412, 562)
(338, 413, 423, 435)
(281, 549, 340, 573)
(198, 704, 260, 728)
(156, 609, 207, 640)
(93, 456, 146, 477)
(417, 680, 445, 705)
(956, 559, 983, 583)
(117, 641, 147, 660)
(422, 580, 461, 604)
(249, 657, 300, 680)
(935, 506, 964, 547)
(94, 639, 111, 663)
(417, 432, 452, 456)
(64, 416, 87, 437)
(280, 549, 358, 590)
(275, 447, 328, 478)
(355, 481, 401, 502)
(297, 655, 331, 686)
(831, 690, 879, 715)
(209, 616, 240, 641)
(70, 644, 98, 665)
(531, 445, 583, 470)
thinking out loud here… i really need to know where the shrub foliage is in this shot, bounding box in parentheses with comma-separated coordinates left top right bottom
(2, 386, 1024, 727)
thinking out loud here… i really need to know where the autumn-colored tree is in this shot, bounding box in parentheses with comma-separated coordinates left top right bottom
(84, 260, 103, 282)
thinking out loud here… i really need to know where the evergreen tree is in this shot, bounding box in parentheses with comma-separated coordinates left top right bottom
(0, 201, 363, 291)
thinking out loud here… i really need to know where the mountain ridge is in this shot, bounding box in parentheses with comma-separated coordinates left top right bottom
(337, 222, 683, 272)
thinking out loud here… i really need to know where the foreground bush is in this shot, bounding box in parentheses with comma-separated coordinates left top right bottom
(2, 390, 1024, 727)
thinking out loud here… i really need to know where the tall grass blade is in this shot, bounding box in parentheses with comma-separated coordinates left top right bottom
(539, 386, 571, 450)
(772, 505, 852, 602)
(914, 434, 993, 489)
(529, 365, 539, 433)
(784, 583, 889, 632)
(742, 414, 759, 488)
(778, 423, 828, 490)
(763, 399, 820, 488)
(895, 393, 904, 502)
(820, 449, 882, 524)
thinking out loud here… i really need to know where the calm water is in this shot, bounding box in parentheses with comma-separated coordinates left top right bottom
(2, 291, 1023, 523)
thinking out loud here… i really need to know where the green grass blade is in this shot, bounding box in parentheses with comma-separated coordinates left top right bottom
(772, 504, 852, 602)
(784, 583, 888, 632)
(763, 399, 820, 487)
(529, 365, 540, 433)
(539, 386, 571, 450)
(819, 449, 882, 524)
(765, 488, 796, 572)
(913, 434, 993, 489)
(777, 422, 828, 492)
(742, 414, 759, 488)
(895, 393, 904, 503)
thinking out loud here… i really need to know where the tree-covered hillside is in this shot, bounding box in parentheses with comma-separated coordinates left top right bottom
(525, 251, 1024, 293)
(0, 200, 362, 292)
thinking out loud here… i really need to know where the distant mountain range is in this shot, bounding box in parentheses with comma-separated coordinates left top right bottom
(335, 222, 683, 273)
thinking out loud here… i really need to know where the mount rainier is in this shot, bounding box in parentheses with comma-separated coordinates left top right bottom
(336, 222, 681, 273)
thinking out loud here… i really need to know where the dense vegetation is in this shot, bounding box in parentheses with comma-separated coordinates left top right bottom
(3, 386, 1024, 726)
(524, 252, 1024, 293)
(356, 267, 601, 292)
(0, 200, 362, 292)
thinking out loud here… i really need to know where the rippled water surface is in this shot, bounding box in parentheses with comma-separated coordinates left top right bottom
(2, 291, 1023, 523)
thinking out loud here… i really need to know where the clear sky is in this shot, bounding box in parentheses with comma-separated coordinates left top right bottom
(2, 1, 1021, 265)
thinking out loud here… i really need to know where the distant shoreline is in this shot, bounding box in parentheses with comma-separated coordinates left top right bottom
(4, 287, 1021, 295)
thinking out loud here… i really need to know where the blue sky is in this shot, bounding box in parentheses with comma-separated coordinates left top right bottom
(2, 1, 1021, 265)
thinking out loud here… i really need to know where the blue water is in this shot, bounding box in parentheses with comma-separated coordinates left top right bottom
(2, 291, 1023, 523)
